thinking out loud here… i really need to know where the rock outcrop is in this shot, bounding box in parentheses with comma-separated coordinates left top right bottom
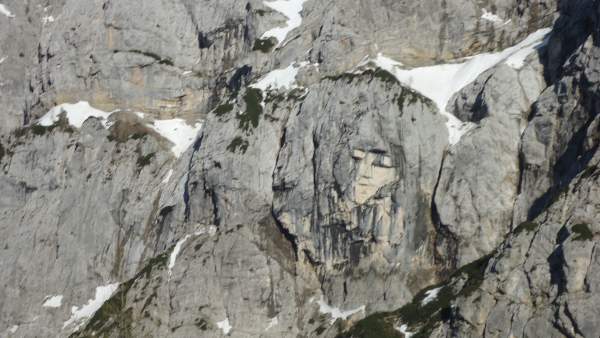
(343, 1, 600, 337)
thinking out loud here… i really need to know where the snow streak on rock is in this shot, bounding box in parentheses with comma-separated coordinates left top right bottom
(0, 4, 15, 18)
(261, 0, 307, 46)
(147, 119, 202, 158)
(63, 283, 119, 330)
(251, 61, 308, 92)
(168, 234, 192, 278)
(315, 296, 365, 324)
(481, 9, 507, 24)
(394, 323, 414, 337)
(39, 102, 113, 128)
(371, 28, 551, 145)
(217, 318, 232, 334)
(421, 287, 443, 306)
(42, 295, 63, 308)
(265, 316, 279, 330)
(167, 227, 216, 278)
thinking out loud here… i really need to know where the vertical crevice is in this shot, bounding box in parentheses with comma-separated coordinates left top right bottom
(183, 133, 203, 223)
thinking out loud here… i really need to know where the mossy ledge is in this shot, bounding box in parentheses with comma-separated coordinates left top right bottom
(237, 88, 264, 131)
(13, 114, 74, 138)
(227, 136, 249, 154)
(213, 103, 234, 117)
(512, 221, 539, 235)
(572, 223, 593, 241)
(338, 253, 494, 338)
(70, 252, 170, 337)
(253, 37, 277, 53)
(323, 68, 434, 109)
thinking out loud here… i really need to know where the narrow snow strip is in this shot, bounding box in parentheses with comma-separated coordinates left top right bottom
(250, 61, 308, 92)
(371, 28, 551, 145)
(421, 287, 443, 306)
(481, 9, 504, 24)
(162, 169, 174, 184)
(394, 324, 414, 338)
(167, 227, 214, 278)
(38, 102, 113, 128)
(168, 234, 192, 277)
(0, 56, 6, 64)
(316, 297, 365, 324)
(217, 318, 232, 334)
(63, 283, 119, 330)
(148, 119, 202, 158)
(0, 4, 15, 18)
(8, 325, 18, 333)
(265, 316, 279, 330)
(43, 295, 63, 308)
(261, 0, 307, 46)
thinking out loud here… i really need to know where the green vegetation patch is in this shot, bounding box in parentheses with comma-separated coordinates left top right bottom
(513, 221, 539, 235)
(323, 68, 434, 111)
(71, 252, 169, 337)
(13, 114, 74, 138)
(227, 136, 249, 154)
(324, 68, 397, 86)
(237, 88, 263, 131)
(572, 223, 593, 241)
(253, 38, 277, 53)
(580, 165, 599, 179)
(194, 318, 210, 330)
(137, 152, 155, 168)
(396, 87, 434, 110)
(339, 253, 494, 338)
(213, 103, 234, 117)
(116, 49, 174, 66)
(324, 71, 365, 84)
(372, 69, 398, 84)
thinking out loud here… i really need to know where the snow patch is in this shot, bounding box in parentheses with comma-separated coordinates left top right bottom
(261, 0, 307, 46)
(265, 316, 279, 330)
(63, 283, 119, 330)
(162, 169, 174, 184)
(42, 15, 55, 24)
(481, 9, 505, 24)
(421, 287, 443, 306)
(8, 325, 18, 333)
(217, 318, 232, 335)
(43, 295, 63, 308)
(394, 324, 414, 338)
(315, 297, 365, 324)
(0, 4, 15, 18)
(0, 56, 6, 64)
(167, 227, 215, 278)
(147, 119, 202, 158)
(38, 101, 113, 128)
(250, 61, 308, 92)
(38, 101, 202, 158)
(370, 28, 551, 145)
(168, 234, 192, 277)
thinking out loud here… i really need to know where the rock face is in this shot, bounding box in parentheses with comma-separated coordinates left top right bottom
(344, 1, 600, 337)
(5, 0, 600, 337)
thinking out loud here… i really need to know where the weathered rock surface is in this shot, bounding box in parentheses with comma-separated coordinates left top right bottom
(342, 1, 600, 337)
(5, 0, 600, 337)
